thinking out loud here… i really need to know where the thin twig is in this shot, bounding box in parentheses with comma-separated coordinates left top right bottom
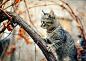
(0, 8, 13, 33)
(19, 2, 76, 21)
(3, 2, 17, 10)
(4, 32, 30, 39)
(14, 0, 20, 12)
(0, 34, 10, 59)
(19, 4, 56, 15)
(0, 8, 12, 25)
(60, 0, 79, 24)
(24, 0, 45, 37)
(23, 0, 32, 25)
(0, 0, 9, 7)
(0, 8, 12, 19)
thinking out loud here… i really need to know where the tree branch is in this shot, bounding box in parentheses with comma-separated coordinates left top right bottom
(0, 11, 57, 61)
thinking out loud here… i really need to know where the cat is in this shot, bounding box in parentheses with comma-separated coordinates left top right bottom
(41, 10, 77, 61)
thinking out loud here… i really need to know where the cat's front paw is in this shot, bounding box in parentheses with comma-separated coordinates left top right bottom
(46, 44, 53, 52)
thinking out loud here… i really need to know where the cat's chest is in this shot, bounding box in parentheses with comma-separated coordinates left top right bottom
(47, 30, 61, 41)
(47, 28, 64, 42)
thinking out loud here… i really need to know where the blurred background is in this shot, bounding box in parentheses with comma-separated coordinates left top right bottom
(0, 0, 86, 61)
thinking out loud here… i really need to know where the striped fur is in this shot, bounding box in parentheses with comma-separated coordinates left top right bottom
(41, 10, 77, 61)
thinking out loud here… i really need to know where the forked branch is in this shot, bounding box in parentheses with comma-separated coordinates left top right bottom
(0, 8, 13, 33)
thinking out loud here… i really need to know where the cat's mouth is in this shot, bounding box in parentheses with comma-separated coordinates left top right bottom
(41, 23, 46, 27)
(41, 23, 51, 28)
(41, 21, 52, 28)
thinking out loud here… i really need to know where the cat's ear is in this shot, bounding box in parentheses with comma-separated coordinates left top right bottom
(49, 10, 54, 15)
(42, 10, 46, 15)
(49, 10, 55, 18)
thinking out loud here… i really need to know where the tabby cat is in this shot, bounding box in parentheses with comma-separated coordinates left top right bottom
(41, 10, 77, 61)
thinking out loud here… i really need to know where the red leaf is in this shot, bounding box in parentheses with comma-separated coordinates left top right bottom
(18, 10, 22, 15)
(10, 45, 16, 51)
(7, 25, 13, 31)
(15, 0, 22, 3)
(5, 50, 10, 55)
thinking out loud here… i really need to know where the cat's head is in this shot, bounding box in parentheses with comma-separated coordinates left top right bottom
(41, 10, 56, 29)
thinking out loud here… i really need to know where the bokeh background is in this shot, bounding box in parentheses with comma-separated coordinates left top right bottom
(0, 0, 86, 61)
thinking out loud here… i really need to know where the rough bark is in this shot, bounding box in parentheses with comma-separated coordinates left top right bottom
(0, 10, 57, 61)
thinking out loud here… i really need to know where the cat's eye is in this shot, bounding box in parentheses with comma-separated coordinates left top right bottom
(43, 21, 45, 23)
(48, 14, 55, 19)
(49, 15, 51, 18)
(41, 21, 45, 24)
